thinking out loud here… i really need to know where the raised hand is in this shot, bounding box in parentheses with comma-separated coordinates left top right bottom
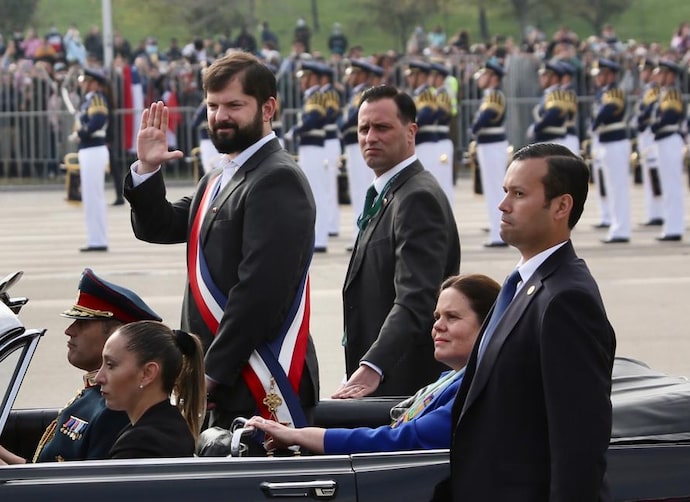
(136, 101, 184, 174)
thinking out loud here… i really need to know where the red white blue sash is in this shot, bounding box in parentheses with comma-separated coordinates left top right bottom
(187, 174, 310, 427)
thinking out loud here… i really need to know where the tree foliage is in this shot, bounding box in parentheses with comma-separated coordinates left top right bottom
(357, 0, 441, 53)
(0, 0, 40, 36)
(565, 0, 635, 33)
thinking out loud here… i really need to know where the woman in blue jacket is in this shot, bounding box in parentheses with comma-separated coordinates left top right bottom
(248, 274, 500, 454)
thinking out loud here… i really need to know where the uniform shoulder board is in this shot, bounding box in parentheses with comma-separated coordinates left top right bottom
(480, 90, 505, 113)
(325, 89, 341, 111)
(544, 90, 566, 111)
(660, 88, 684, 113)
(603, 88, 625, 109)
(642, 87, 660, 106)
(87, 95, 108, 115)
(564, 89, 578, 113)
(436, 91, 452, 112)
(304, 92, 325, 114)
(351, 92, 363, 109)
(416, 88, 437, 107)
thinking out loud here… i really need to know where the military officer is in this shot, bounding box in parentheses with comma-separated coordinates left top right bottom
(429, 61, 455, 206)
(591, 58, 632, 243)
(339, 60, 372, 245)
(633, 59, 664, 226)
(528, 60, 568, 146)
(0, 268, 161, 464)
(472, 58, 508, 248)
(287, 61, 329, 252)
(558, 60, 581, 155)
(651, 60, 686, 241)
(74, 67, 112, 252)
(405, 61, 438, 174)
(319, 64, 343, 238)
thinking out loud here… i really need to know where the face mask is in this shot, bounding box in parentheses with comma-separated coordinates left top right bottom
(146, 44, 158, 55)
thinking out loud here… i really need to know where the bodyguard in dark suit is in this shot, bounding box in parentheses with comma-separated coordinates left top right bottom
(124, 52, 319, 437)
(434, 143, 615, 501)
(334, 86, 460, 399)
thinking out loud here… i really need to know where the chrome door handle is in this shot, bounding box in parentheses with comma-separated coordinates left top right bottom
(260, 480, 337, 499)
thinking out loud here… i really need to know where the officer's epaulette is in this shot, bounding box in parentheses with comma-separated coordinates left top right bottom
(351, 92, 363, 109)
(87, 95, 108, 115)
(562, 88, 578, 113)
(660, 88, 684, 113)
(602, 88, 625, 110)
(323, 89, 340, 112)
(436, 91, 452, 112)
(642, 86, 660, 106)
(544, 90, 568, 112)
(416, 88, 437, 108)
(480, 90, 505, 113)
(304, 92, 326, 114)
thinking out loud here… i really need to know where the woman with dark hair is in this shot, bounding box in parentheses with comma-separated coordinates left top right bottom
(247, 274, 501, 454)
(95, 320, 206, 458)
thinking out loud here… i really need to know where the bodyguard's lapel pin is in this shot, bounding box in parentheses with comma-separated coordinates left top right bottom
(211, 206, 218, 213)
(527, 285, 536, 295)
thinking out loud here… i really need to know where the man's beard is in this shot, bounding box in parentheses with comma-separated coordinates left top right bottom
(209, 108, 264, 154)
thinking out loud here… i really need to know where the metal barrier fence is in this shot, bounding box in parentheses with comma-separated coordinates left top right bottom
(1, 53, 688, 182)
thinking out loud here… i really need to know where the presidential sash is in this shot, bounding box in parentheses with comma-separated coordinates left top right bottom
(187, 174, 310, 427)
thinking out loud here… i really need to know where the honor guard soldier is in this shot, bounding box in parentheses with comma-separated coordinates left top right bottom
(265, 64, 285, 147)
(74, 67, 112, 252)
(0, 268, 162, 464)
(405, 61, 438, 174)
(319, 64, 343, 238)
(591, 58, 632, 243)
(558, 60, 581, 155)
(369, 63, 385, 87)
(429, 61, 455, 205)
(528, 60, 568, 146)
(472, 58, 509, 247)
(633, 59, 663, 226)
(191, 99, 221, 177)
(287, 60, 329, 252)
(651, 59, 686, 241)
(339, 60, 373, 245)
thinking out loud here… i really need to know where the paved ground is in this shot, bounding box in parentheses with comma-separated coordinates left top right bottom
(2, 171, 689, 409)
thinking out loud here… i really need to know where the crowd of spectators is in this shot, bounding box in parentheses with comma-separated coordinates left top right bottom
(0, 18, 689, 179)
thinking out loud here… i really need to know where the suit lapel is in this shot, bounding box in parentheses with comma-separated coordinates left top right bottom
(344, 162, 423, 290)
(459, 241, 577, 419)
(199, 138, 282, 242)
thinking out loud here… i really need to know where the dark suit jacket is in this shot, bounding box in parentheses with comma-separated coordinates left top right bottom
(438, 241, 615, 502)
(124, 138, 319, 417)
(109, 400, 194, 458)
(342, 161, 461, 396)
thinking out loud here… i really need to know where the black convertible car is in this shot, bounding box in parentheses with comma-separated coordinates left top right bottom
(1, 272, 690, 501)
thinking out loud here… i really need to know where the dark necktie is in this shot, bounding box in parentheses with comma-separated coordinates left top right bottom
(477, 269, 522, 363)
(357, 185, 378, 230)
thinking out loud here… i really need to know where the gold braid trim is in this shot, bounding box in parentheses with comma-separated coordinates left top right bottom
(32, 419, 58, 463)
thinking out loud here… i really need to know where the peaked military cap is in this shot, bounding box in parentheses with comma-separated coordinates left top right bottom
(369, 63, 385, 77)
(638, 58, 656, 71)
(348, 59, 373, 73)
(430, 62, 450, 77)
(591, 58, 621, 75)
(539, 59, 564, 77)
(406, 60, 431, 75)
(80, 67, 108, 84)
(296, 60, 323, 78)
(61, 268, 162, 323)
(558, 60, 576, 76)
(657, 59, 681, 74)
(481, 58, 505, 77)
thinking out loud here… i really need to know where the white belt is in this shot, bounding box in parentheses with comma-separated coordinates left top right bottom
(596, 123, 626, 134)
(477, 127, 505, 135)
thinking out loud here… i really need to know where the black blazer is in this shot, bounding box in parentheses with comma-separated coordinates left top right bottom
(109, 400, 194, 459)
(438, 241, 615, 502)
(343, 161, 461, 396)
(124, 138, 319, 415)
